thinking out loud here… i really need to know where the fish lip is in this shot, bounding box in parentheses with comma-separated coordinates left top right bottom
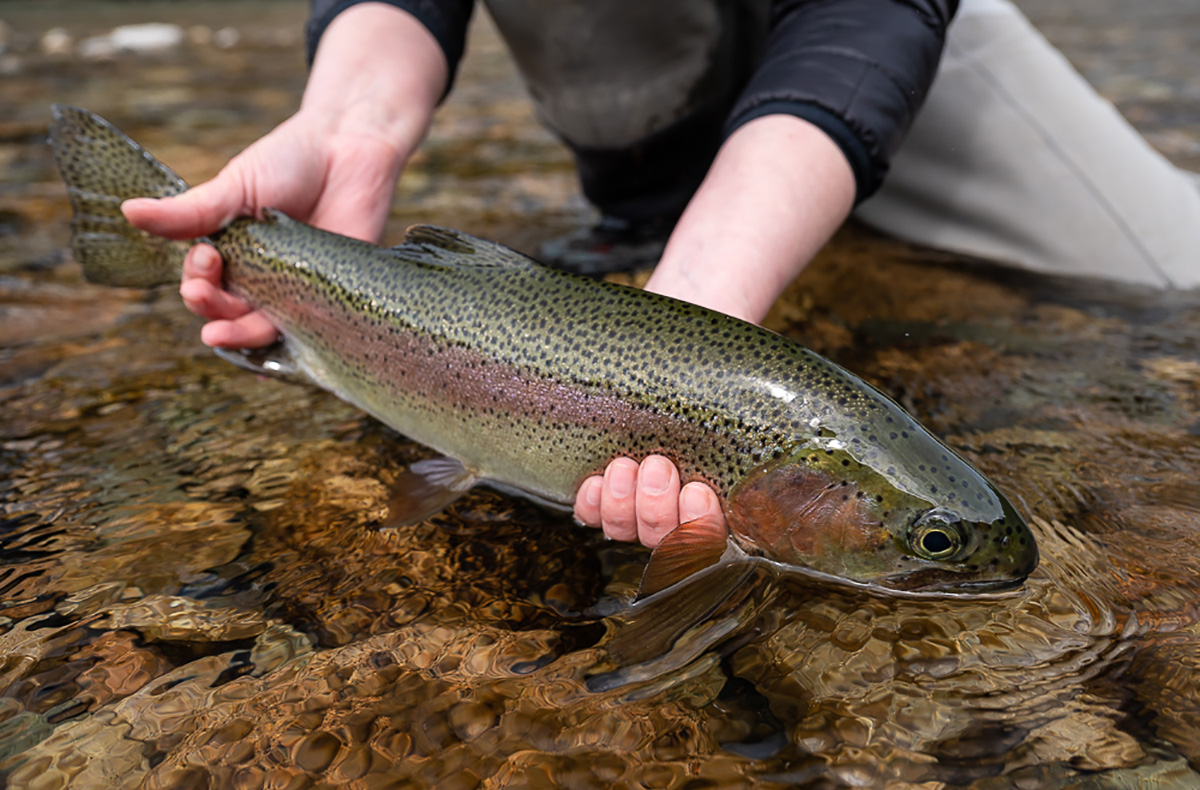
(766, 559, 1030, 600)
(880, 567, 1032, 596)
(913, 575, 1028, 594)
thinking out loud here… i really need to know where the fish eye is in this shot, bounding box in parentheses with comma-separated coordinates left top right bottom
(910, 508, 966, 561)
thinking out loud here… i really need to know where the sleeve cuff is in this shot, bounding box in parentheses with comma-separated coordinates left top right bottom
(305, 0, 473, 97)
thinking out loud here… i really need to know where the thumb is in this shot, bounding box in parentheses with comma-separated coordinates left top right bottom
(123, 173, 248, 240)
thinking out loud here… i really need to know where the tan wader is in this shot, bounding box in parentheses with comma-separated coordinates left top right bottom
(857, 0, 1200, 288)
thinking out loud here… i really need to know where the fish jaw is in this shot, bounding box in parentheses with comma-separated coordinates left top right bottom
(725, 446, 1039, 592)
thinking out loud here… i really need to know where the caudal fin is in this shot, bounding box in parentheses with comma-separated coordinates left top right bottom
(49, 105, 190, 287)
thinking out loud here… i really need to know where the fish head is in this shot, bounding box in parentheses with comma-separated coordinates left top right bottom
(892, 490, 1038, 593)
(726, 443, 1038, 593)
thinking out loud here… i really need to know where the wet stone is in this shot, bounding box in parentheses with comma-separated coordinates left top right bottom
(158, 767, 211, 790)
(231, 766, 266, 790)
(293, 731, 342, 774)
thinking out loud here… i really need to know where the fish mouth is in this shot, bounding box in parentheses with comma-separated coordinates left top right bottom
(885, 568, 1031, 596)
(916, 576, 1027, 594)
(767, 560, 1031, 600)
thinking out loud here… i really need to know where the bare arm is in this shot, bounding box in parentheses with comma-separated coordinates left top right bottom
(646, 114, 855, 323)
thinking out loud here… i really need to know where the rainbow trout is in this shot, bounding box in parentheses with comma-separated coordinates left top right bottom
(50, 106, 1038, 596)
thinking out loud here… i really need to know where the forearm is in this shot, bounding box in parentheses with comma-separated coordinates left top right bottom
(300, 3, 448, 155)
(645, 114, 855, 325)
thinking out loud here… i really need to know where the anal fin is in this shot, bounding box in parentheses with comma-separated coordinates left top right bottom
(386, 456, 477, 527)
(637, 514, 731, 599)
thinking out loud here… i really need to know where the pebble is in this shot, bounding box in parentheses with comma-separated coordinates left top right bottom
(187, 25, 213, 47)
(213, 27, 240, 49)
(77, 35, 117, 60)
(113, 23, 183, 52)
(39, 27, 72, 56)
(78, 23, 184, 60)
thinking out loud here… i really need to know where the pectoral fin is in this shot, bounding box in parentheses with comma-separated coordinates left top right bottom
(214, 343, 309, 385)
(587, 560, 777, 693)
(637, 514, 731, 599)
(386, 456, 477, 527)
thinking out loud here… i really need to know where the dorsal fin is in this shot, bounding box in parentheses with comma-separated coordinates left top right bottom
(260, 207, 295, 225)
(637, 514, 731, 599)
(396, 225, 539, 270)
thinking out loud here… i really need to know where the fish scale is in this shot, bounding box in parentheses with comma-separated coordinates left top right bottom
(49, 104, 1038, 595)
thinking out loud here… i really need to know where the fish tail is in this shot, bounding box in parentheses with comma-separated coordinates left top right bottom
(48, 105, 191, 287)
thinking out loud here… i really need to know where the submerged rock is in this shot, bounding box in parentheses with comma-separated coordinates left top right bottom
(39, 27, 72, 56)
(76, 35, 116, 61)
(213, 27, 240, 49)
(79, 23, 184, 60)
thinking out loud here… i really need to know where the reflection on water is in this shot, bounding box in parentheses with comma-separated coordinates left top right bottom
(3, 2, 1200, 789)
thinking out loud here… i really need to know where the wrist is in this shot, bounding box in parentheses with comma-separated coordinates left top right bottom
(300, 4, 447, 153)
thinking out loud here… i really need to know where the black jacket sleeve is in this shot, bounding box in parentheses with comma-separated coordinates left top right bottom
(306, 0, 475, 93)
(727, 0, 958, 202)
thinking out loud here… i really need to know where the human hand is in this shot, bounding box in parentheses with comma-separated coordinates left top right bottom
(120, 3, 447, 348)
(574, 455, 726, 547)
(123, 112, 408, 348)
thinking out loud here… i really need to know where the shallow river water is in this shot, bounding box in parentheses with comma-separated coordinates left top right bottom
(2, 2, 1200, 789)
